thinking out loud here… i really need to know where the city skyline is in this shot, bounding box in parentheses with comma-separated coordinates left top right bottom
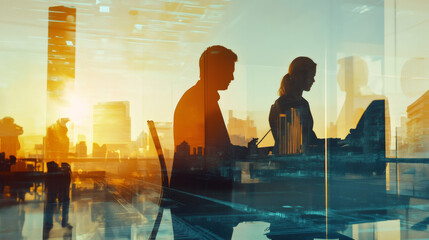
(0, 1, 428, 157)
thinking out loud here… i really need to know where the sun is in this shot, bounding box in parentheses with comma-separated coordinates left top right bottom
(64, 93, 90, 125)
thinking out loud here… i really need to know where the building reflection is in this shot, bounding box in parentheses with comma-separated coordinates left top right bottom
(93, 101, 132, 159)
(227, 110, 258, 147)
(406, 91, 429, 158)
(46, 6, 76, 126)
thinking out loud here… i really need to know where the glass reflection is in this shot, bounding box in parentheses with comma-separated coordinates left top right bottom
(0, 0, 428, 239)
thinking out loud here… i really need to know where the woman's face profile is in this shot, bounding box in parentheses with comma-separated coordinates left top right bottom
(302, 68, 316, 92)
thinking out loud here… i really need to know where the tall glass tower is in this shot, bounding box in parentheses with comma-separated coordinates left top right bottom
(47, 6, 76, 125)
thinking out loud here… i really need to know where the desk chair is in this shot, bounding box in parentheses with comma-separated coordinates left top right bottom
(147, 120, 169, 240)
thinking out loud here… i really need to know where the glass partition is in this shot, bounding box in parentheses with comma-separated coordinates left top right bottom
(0, 0, 428, 239)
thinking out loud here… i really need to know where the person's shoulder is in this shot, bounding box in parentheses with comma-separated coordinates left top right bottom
(299, 98, 312, 111)
(174, 82, 203, 116)
(179, 82, 203, 101)
(301, 97, 310, 105)
(276, 95, 303, 107)
(273, 95, 285, 106)
(270, 96, 283, 112)
(270, 100, 278, 113)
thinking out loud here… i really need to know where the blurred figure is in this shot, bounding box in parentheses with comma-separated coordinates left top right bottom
(0, 117, 23, 158)
(45, 118, 70, 161)
(269, 57, 318, 154)
(171, 45, 245, 239)
(43, 161, 60, 238)
(0, 152, 11, 172)
(336, 56, 384, 138)
(400, 58, 429, 98)
(43, 161, 72, 239)
(59, 162, 72, 229)
(0, 154, 4, 194)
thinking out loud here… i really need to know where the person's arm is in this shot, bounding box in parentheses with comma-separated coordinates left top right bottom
(269, 104, 278, 142)
(305, 101, 323, 148)
(269, 104, 280, 155)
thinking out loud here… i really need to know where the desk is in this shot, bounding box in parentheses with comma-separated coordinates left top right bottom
(229, 154, 410, 239)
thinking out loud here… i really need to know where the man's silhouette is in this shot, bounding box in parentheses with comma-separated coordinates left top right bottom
(170, 45, 243, 239)
(171, 45, 241, 197)
(43, 161, 72, 239)
(173, 45, 236, 155)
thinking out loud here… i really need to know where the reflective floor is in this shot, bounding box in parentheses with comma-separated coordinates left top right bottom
(1, 160, 429, 240)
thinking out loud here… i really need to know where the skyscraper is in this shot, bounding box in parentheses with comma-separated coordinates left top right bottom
(277, 109, 302, 155)
(407, 90, 429, 156)
(47, 6, 76, 126)
(93, 101, 131, 158)
(227, 110, 257, 147)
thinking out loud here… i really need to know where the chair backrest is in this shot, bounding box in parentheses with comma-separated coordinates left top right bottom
(147, 120, 169, 188)
(147, 120, 169, 240)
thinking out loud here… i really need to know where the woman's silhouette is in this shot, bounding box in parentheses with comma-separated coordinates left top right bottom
(269, 56, 318, 154)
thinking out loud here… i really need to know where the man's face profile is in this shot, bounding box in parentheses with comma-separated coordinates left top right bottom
(215, 61, 235, 91)
(206, 60, 235, 91)
(200, 46, 237, 92)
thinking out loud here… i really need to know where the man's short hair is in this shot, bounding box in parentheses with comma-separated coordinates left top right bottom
(199, 45, 237, 79)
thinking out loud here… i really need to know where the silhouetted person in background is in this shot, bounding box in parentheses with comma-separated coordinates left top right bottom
(0, 117, 23, 158)
(170, 45, 244, 239)
(0, 153, 4, 193)
(335, 56, 385, 139)
(43, 161, 72, 239)
(0, 152, 11, 172)
(59, 163, 72, 229)
(44, 161, 60, 238)
(269, 57, 318, 154)
(46, 118, 70, 161)
(400, 57, 429, 98)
